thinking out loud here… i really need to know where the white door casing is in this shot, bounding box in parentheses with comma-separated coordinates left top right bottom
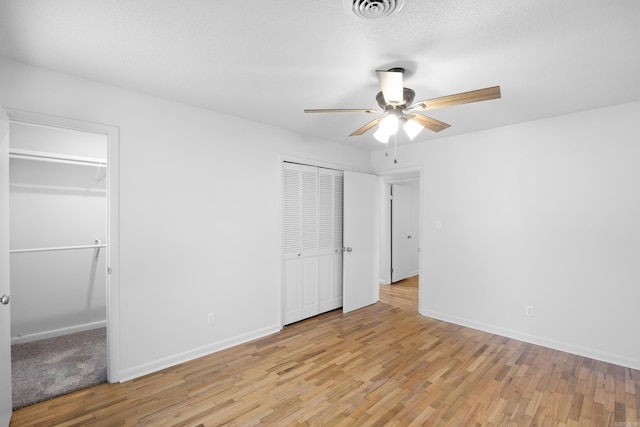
(343, 171, 379, 313)
(0, 107, 13, 426)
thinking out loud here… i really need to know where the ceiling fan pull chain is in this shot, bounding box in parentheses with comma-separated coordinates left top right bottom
(393, 132, 398, 164)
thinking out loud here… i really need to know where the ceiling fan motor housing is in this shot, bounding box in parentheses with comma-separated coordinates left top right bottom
(376, 88, 415, 110)
(344, 0, 406, 20)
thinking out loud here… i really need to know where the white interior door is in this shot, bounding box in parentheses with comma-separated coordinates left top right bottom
(343, 171, 379, 313)
(0, 107, 13, 425)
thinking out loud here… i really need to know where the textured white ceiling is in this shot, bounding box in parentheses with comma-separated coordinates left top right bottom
(1, 0, 639, 150)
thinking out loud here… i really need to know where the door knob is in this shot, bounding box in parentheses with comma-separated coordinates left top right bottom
(345, 247, 352, 252)
(0, 294, 9, 305)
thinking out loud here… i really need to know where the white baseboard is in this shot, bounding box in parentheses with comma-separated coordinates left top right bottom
(11, 320, 106, 345)
(118, 323, 282, 382)
(421, 308, 640, 371)
(383, 271, 419, 285)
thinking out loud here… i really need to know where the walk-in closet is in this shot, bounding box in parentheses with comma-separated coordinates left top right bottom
(8, 120, 108, 408)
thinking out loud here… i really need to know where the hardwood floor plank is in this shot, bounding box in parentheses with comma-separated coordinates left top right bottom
(10, 275, 640, 426)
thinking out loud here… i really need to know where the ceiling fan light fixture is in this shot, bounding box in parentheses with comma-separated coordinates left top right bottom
(373, 128, 390, 143)
(379, 114, 399, 134)
(403, 118, 423, 140)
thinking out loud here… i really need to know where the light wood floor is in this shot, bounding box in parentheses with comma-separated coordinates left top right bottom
(380, 275, 419, 313)
(11, 277, 640, 426)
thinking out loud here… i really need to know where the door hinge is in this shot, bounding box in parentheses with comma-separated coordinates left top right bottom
(107, 266, 112, 275)
(390, 268, 394, 274)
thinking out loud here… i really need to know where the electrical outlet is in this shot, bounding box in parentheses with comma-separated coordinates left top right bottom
(525, 305, 534, 317)
(207, 312, 216, 325)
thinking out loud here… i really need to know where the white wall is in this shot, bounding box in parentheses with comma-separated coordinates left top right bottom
(0, 58, 371, 380)
(372, 101, 640, 370)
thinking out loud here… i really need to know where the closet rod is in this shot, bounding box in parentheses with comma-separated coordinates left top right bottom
(9, 148, 107, 168)
(10, 243, 106, 254)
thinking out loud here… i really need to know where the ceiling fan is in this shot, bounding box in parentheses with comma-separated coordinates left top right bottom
(304, 67, 501, 143)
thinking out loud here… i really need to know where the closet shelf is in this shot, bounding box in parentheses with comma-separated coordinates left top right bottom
(9, 148, 107, 168)
(10, 243, 106, 254)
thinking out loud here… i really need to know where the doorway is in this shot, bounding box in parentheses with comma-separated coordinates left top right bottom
(379, 168, 422, 313)
(390, 181, 419, 283)
(5, 109, 120, 409)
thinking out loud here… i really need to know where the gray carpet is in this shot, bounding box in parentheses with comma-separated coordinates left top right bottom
(11, 327, 107, 409)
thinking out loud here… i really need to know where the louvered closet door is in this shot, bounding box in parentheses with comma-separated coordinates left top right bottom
(318, 169, 343, 312)
(282, 163, 318, 324)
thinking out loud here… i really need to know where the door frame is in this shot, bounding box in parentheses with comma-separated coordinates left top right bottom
(5, 109, 121, 383)
(1, 106, 12, 426)
(377, 166, 423, 312)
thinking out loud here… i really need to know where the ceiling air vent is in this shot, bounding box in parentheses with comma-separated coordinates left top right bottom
(344, 0, 406, 20)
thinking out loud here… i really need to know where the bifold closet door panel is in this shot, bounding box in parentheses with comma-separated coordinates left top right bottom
(282, 163, 319, 324)
(318, 168, 343, 312)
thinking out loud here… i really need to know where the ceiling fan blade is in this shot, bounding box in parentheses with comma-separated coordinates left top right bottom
(304, 108, 379, 114)
(376, 70, 404, 105)
(407, 113, 451, 133)
(350, 118, 383, 136)
(413, 86, 501, 111)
